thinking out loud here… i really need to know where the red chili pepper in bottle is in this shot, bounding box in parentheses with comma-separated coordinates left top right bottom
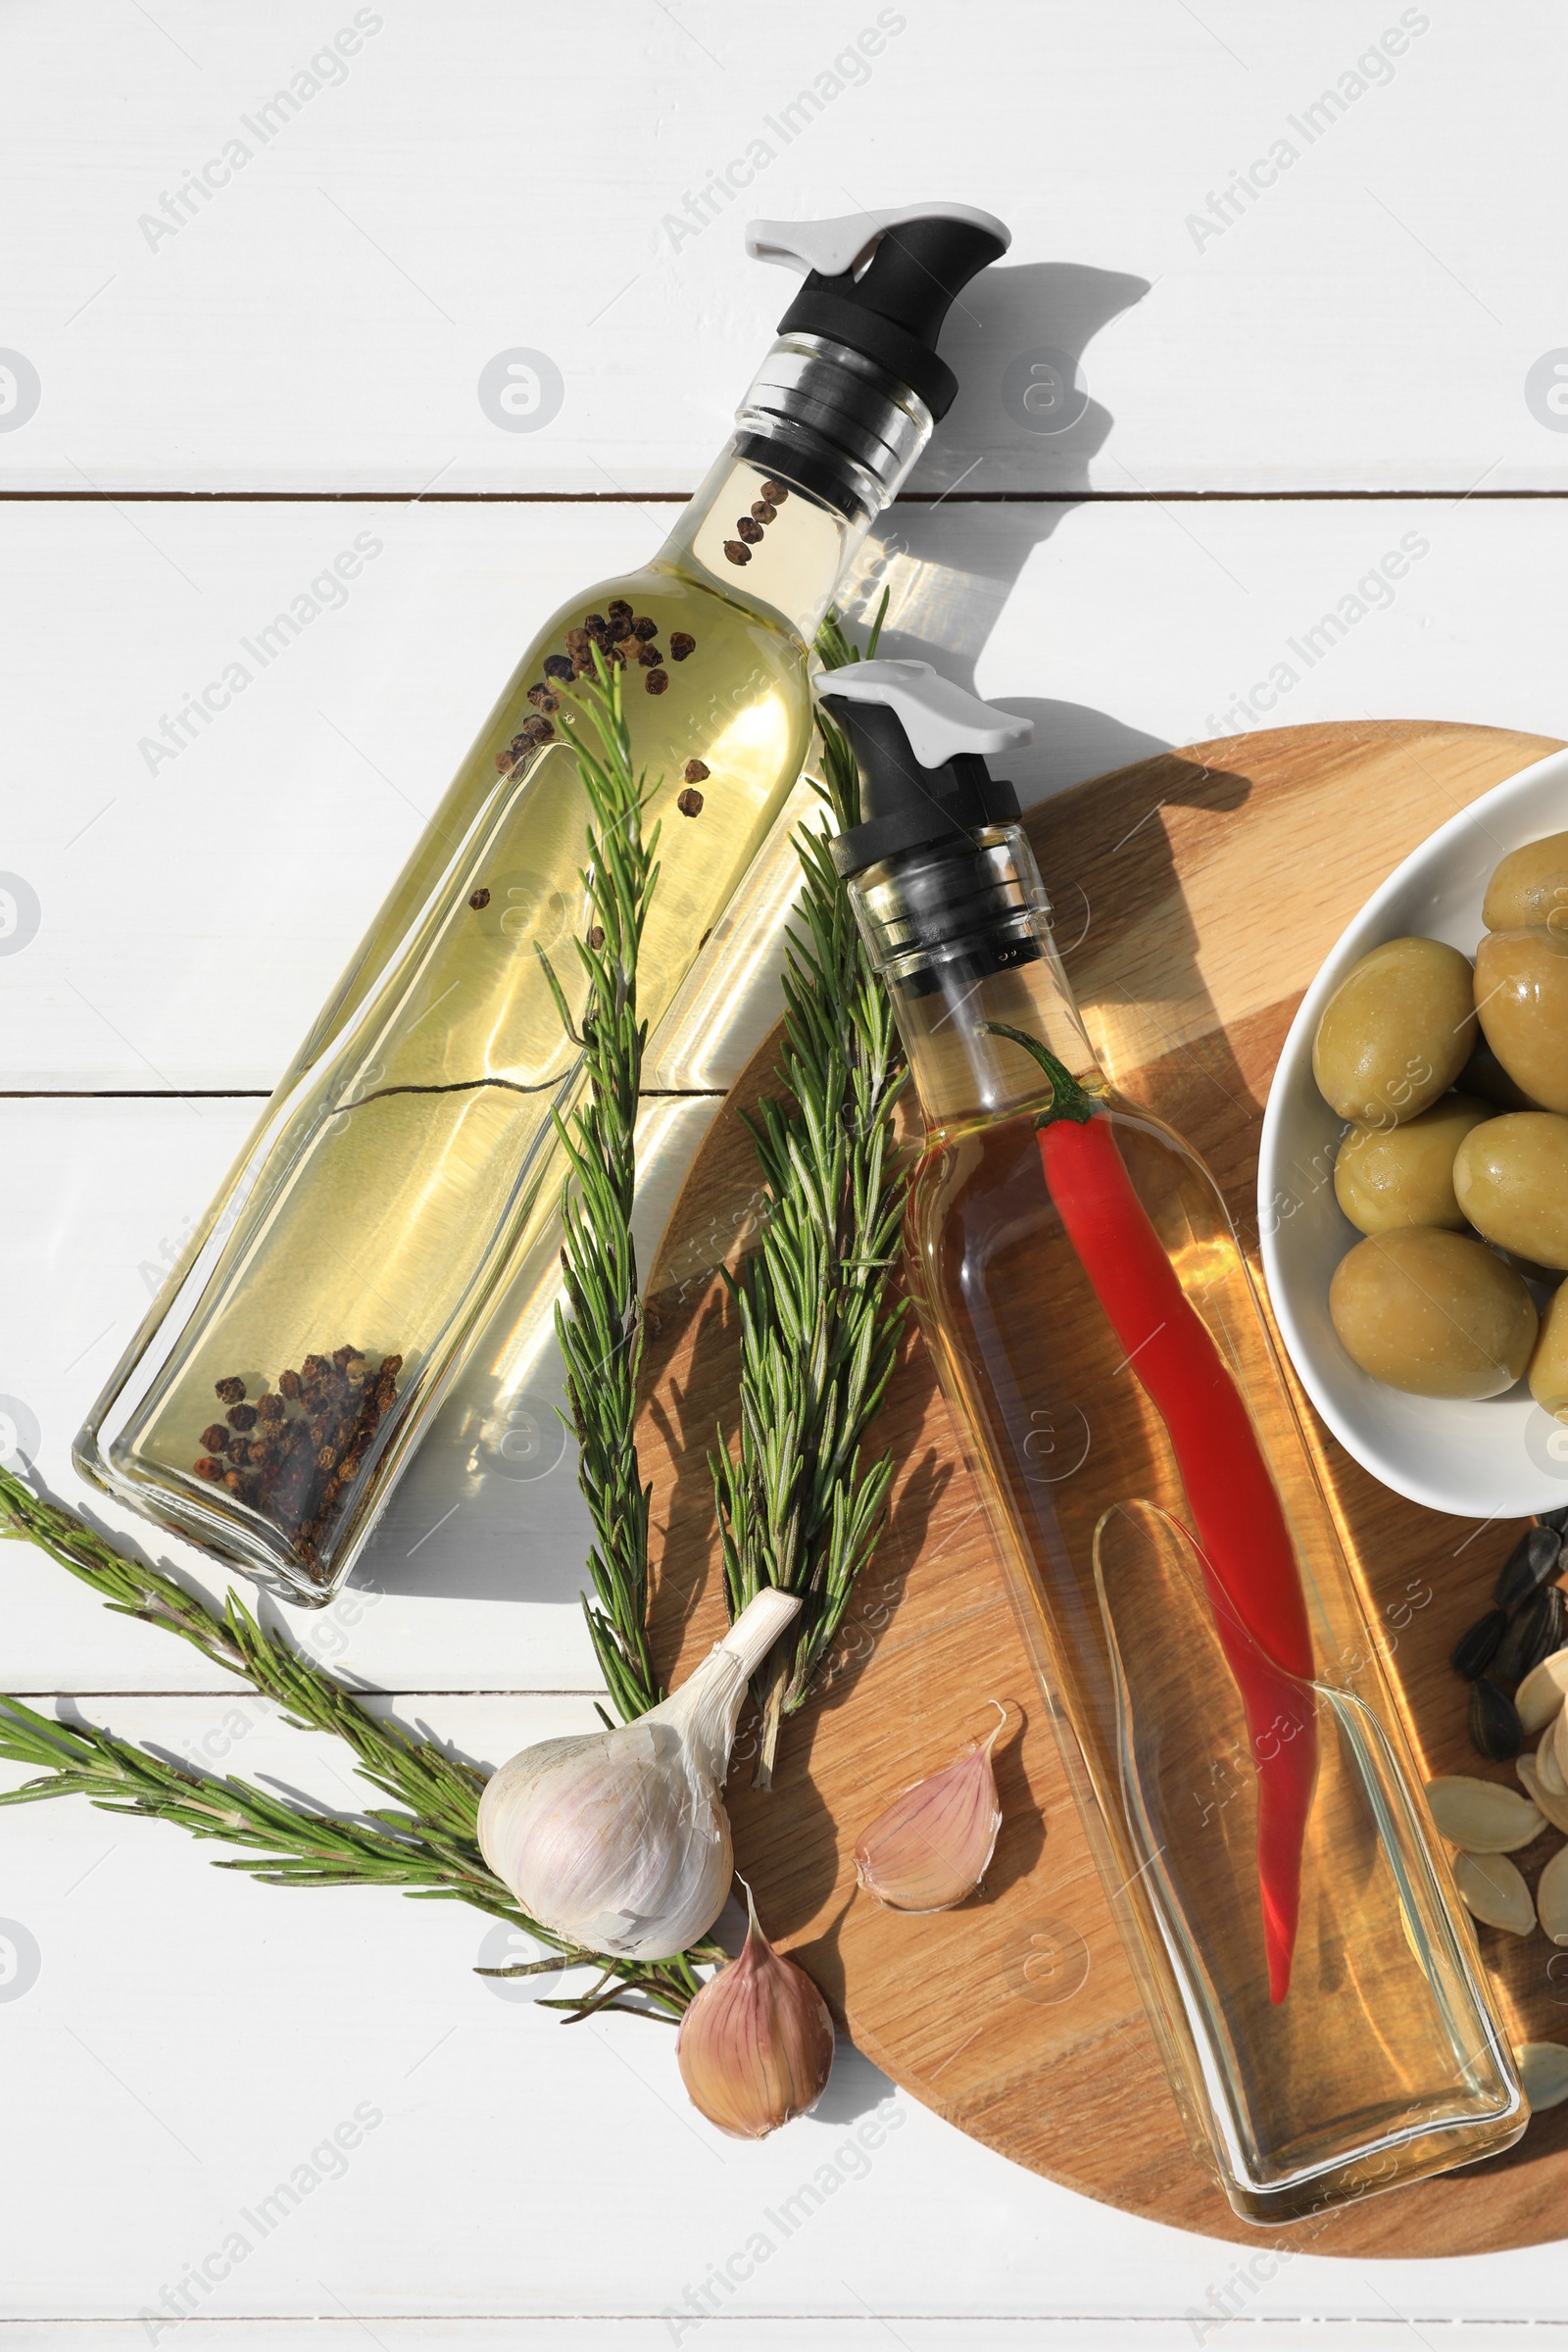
(989, 1024, 1318, 2002)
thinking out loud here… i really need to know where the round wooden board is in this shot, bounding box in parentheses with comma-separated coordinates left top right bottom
(637, 720, 1568, 2258)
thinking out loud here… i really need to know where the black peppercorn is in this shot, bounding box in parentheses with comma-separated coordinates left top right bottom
(632, 615, 658, 640)
(646, 668, 670, 694)
(526, 683, 560, 712)
(677, 788, 705, 817)
(200, 1423, 230, 1455)
(683, 759, 710, 783)
(722, 541, 751, 565)
(607, 612, 632, 642)
(227, 1403, 258, 1433)
(736, 516, 763, 543)
(760, 479, 789, 502)
(215, 1377, 246, 1406)
(669, 632, 696, 661)
(469, 887, 491, 910)
(751, 500, 776, 524)
(636, 644, 663, 667)
(587, 924, 606, 950)
(542, 653, 573, 681)
(607, 599, 632, 619)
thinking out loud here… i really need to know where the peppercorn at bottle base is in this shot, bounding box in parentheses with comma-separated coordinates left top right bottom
(190, 1349, 403, 1582)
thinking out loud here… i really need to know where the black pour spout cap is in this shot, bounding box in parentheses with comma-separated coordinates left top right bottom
(815, 660, 1034, 878)
(746, 205, 1009, 419)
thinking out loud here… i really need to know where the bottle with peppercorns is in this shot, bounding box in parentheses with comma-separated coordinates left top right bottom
(75, 206, 1010, 1608)
(823, 661, 1525, 2220)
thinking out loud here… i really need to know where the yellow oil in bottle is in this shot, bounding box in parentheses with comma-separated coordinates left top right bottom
(76, 201, 1017, 1597)
(81, 461, 859, 1592)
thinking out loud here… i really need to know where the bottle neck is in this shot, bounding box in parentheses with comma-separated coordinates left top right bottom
(655, 441, 867, 640)
(655, 330, 936, 640)
(848, 822, 1106, 1130)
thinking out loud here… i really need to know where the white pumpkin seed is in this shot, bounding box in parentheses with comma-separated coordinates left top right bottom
(1425, 1774, 1544, 1853)
(1517, 1755, 1568, 1837)
(1539, 1725, 1568, 1796)
(1539, 1845, 1568, 1945)
(1454, 1850, 1537, 1935)
(1516, 1648, 1568, 1736)
(1518, 2040, 1568, 2110)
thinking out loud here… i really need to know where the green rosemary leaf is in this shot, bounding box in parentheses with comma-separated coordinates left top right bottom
(538, 648, 665, 1723)
(0, 644, 710, 2013)
(707, 594, 910, 1786)
(0, 1467, 703, 2004)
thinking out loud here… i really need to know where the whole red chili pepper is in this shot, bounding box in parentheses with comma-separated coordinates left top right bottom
(989, 1025, 1318, 2002)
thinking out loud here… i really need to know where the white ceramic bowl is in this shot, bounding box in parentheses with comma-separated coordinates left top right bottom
(1257, 745, 1568, 1518)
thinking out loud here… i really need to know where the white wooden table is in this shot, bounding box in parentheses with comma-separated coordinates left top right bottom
(6, 4, 1568, 2341)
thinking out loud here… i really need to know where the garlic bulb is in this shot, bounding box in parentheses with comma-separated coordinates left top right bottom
(854, 1705, 1006, 1913)
(676, 1883, 835, 2137)
(478, 1587, 799, 1962)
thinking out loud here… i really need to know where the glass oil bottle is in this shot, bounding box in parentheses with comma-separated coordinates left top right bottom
(821, 658, 1525, 2226)
(75, 206, 1010, 1604)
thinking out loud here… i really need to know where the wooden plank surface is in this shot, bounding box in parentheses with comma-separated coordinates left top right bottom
(9, 498, 1568, 1091)
(639, 719, 1568, 2258)
(0, 3, 1565, 492)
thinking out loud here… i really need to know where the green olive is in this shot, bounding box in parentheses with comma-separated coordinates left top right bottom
(1474, 928, 1568, 1115)
(1484, 830, 1568, 932)
(1333, 1093, 1491, 1235)
(1312, 937, 1476, 1124)
(1452, 1111, 1568, 1270)
(1529, 1281, 1568, 1419)
(1328, 1228, 1538, 1398)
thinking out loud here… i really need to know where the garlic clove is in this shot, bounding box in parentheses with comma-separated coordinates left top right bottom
(675, 1884, 835, 2138)
(853, 1705, 1006, 1914)
(478, 1586, 800, 1962)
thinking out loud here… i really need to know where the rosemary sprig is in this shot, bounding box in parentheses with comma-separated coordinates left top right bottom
(540, 652, 663, 1725)
(0, 651, 698, 2021)
(0, 1468, 705, 2020)
(712, 594, 911, 1785)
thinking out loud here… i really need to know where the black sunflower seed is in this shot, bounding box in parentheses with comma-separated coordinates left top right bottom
(1469, 1677, 1523, 1761)
(1451, 1607, 1507, 1680)
(1494, 1524, 1564, 1611)
(1494, 1584, 1567, 1684)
